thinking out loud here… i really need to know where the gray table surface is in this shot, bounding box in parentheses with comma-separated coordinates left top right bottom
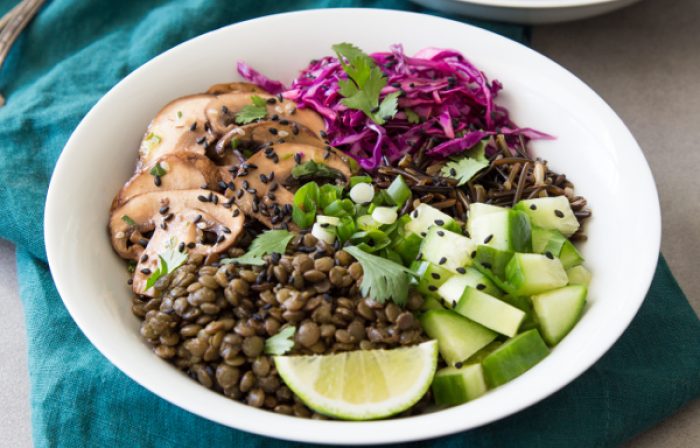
(1, 0, 698, 445)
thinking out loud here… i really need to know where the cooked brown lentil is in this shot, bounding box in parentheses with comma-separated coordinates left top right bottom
(131, 229, 429, 418)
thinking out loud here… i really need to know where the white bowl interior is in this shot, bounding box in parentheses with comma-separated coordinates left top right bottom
(45, 9, 659, 445)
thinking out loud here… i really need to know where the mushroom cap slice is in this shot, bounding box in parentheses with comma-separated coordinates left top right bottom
(112, 153, 222, 210)
(227, 143, 353, 228)
(206, 82, 268, 95)
(214, 121, 324, 157)
(205, 92, 325, 138)
(137, 94, 214, 171)
(110, 190, 243, 261)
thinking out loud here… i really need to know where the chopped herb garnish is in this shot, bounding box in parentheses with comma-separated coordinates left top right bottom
(121, 215, 136, 226)
(440, 140, 489, 186)
(221, 230, 294, 266)
(140, 132, 162, 155)
(265, 326, 296, 355)
(126, 260, 136, 273)
(235, 95, 268, 124)
(291, 160, 344, 181)
(404, 108, 421, 124)
(149, 162, 167, 177)
(332, 43, 399, 125)
(176, 110, 183, 119)
(144, 237, 188, 290)
(344, 245, 415, 305)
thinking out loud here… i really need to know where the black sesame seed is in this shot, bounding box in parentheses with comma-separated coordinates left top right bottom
(140, 268, 151, 275)
(291, 124, 299, 135)
(452, 300, 457, 308)
(216, 234, 225, 244)
(236, 189, 244, 199)
(420, 232, 427, 238)
(138, 238, 149, 247)
(140, 254, 148, 262)
(456, 267, 466, 274)
(481, 262, 492, 269)
(431, 272, 441, 280)
(471, 251, 477, 258)
(319, 130, 328, 138)
(197, 195, 208, 202)
(232, 209, 240, 217)
(483, 234, 494, 244)
(449, 168, 457, 177)
(211, 194, 218, 205)
(160, 222, 167, 230)
(320, 223, 330, 228)
(127, 279, 133, 285)
(196, 136, 205, 145)
(178, 242, 185, 252)
(412, 210, 419, 218)
(293, 153, 302, 164)
(187, 242, 196, 249)
(267, 192, 276, 201)
(455, 362, 463, 369)
(530, 204, 537, 210)
(439, 257, 447, 265)
(428, 285, 438, 292)
(437, 230, 445, 237)
(222, 227, 231, 234)
(434, 219, 445, 226)
(545, 251, 554, 260)
(259, 174, 268, 183)
(555, 209, 565, 218)
(159, 206, 169, 215)
(193, 214, 202, 223)
(164, 213, 174, 222)
(189, 122, 197, 131)
(268, 127, 278, 135)
(476, 284, 486, 290)
(241, 180, 249, 190)
(153, 175, 161, 187)
(247, 188, 257, 195)
(279, 119, 289, 125)
(323, 151, 331, 160)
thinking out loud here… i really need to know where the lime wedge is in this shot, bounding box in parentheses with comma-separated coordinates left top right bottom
(274, 340, 438, 420)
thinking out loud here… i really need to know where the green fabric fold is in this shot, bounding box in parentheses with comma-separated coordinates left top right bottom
(0, 1, 697, 447)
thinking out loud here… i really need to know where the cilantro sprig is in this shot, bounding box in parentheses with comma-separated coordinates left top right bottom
(235, 95, 268, 124)
(221, 230, 294, 266)
(344, 245, 416, 305)
(332, 43, 399, 125)
(265, 326, 296, 355)
(145, 238, 188, 290)
(440, 140, 489, 186)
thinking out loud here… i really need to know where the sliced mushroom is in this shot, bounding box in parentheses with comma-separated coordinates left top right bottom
(205, 92, 325, 137)
(226, 143, 353, 228)
(112, 153, 222, 210)
(110, 190, 244, 296)
(136, 94, 214, 171)
(214, 121, 324, 157)
(206, 82, 267, 95)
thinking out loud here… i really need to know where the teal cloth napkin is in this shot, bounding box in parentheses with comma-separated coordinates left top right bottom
(1, 1, 698, 447)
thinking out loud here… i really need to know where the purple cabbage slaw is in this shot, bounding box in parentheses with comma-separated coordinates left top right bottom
(238, 45, 552, 171)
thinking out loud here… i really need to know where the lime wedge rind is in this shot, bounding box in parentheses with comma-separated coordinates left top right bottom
(274, 340, 438, 420)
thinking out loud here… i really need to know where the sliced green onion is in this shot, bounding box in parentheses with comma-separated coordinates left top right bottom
(312, 222, 336, 244)
(335, 216, 356, 243)
(319, 184, 344, 209)
(292, 181, 320, 228)
(356, 214, 378, 230)
(316, 215, 340, 226)
(371, 206, 398, 225)
(350, 175, 372, 187)
(351, 229, 392, 253)
(323, 198, 355, 217)
(386, 175, 411, 207)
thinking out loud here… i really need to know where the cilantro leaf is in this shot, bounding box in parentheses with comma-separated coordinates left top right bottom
(377, 91, 400, 123)
(145, 238, 188, 290)
(344, 245, 416, 305)
(121, 215, 136, 226)
(440, 140, 489, 186)
(404, 108, 421, 124)
(149, 162, 167, 177)
(221, 230, 294, 266)
(235, 96, 268, 124)
(265, 326, 296, 355)
(332, 43, 398, 125)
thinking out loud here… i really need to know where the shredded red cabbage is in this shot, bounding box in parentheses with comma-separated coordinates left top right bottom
(238, 45, 552, 170)
(237, 61, 284, 95)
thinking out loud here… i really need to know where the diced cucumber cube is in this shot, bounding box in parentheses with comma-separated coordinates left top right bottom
(474, 245, 514, 280)
(531, 227, 583, 269)
(505, 253, 568, 296)
(422, 296, 445, 311)
(406, 203, 460, 237)
(420, 309, 498, 365)
(514, 196, 579, 237)
(437, 267, 502, 307)
(467, 206, 531, 252)
(411, 261, 452, 296)
(531, 285, 587, 345)
(421, 227, 476, 273)
(432, 364, 487, 406)
(566, 265, 592, 286)
(455, 287, 526, 337)
(481, 329, 550, 387)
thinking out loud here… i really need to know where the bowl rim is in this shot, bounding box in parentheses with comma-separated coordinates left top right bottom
(447, 0, 632, 9)
(44, 7, 661, 445)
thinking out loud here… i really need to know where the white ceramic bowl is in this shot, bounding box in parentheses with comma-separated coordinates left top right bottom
(410, 0, 642, 24)
(45, 8, 660, 445)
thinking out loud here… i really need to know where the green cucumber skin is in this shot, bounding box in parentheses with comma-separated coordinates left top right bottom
(532, 285, 587, 346)
(481, 329, 550, 388)
(508, 210, 532, 253)
(420, 309, 498, 364)
(411, 261, 452, 297)
(558, 240, 584, 269)
(432, 364, 487, 406)
(475, 245, 514, 280)
(566, 265, 592, 286)
(514, 196, 579, 237)
(505, 253, 568, 296)
(455, 287, 526, 337)
(392, 232, 422, 266)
